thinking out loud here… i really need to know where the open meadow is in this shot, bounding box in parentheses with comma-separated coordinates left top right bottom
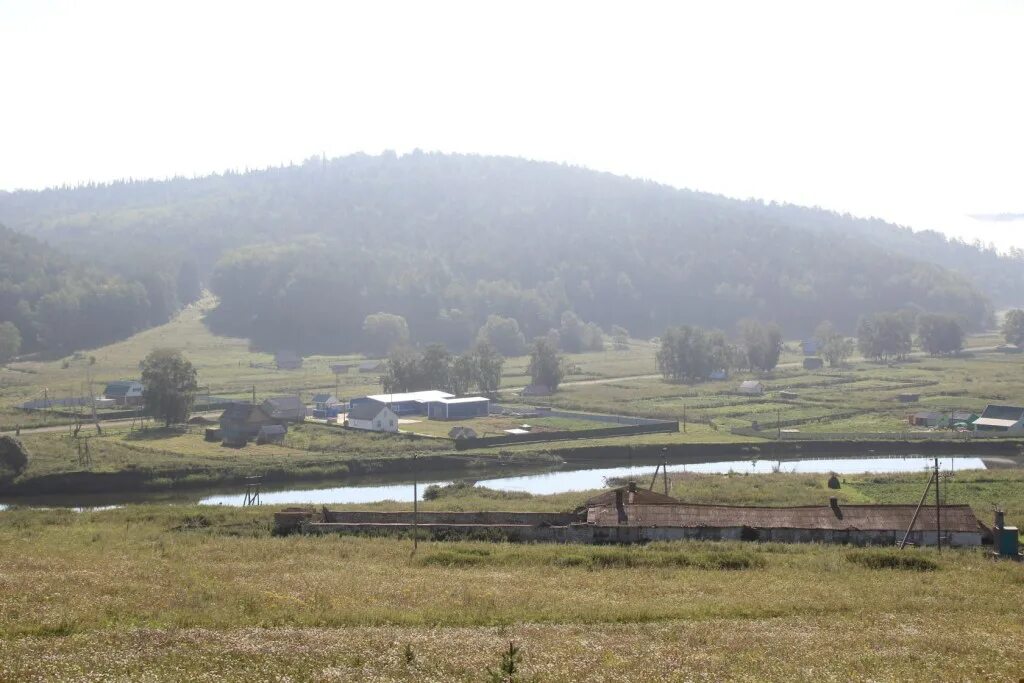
(0, 470, 1022, 681)
(3, 298, 1024, 500)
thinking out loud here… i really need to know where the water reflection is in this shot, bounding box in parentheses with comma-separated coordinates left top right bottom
(196, 456, 986, 507)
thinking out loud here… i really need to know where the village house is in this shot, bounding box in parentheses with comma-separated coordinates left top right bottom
(219, 403, 275, 444)
(311, 393, 343, 419)
(346, 400, 399, 432)
(262, 396, 306, 423)
(738, 380, 764, 395)
(973, 404, 1024, 435)
(103, 380, 145, 406)
(359, 360, 385, 373)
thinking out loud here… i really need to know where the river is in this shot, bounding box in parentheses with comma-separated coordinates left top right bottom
(0, 454, 1001, 510)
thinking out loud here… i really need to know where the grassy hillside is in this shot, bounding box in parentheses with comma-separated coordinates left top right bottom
(0, 473, 1022, 681)
(0, 153, 1000, 354)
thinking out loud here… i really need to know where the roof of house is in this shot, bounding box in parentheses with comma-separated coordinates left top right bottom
(433, 396, 490, 405)
(365, 390, 454, 404)
(347, 400, 392, 421)
(586, 502, 983, 532)
(312, 393, 339, 404)
(220, 403, 272, 423)
(739, 380, 763, 389)
(359, 360, 385, 370)
(584, 485, 680, 508)
(980, 404, 1024, 421)
(104, 380, 143, 396)
(262, 396, 304, 417)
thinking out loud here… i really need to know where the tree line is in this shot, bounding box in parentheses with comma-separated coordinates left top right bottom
(656, 310, 971, 382)
(0, 224, 202, 359)
(1, 153, 998, 355)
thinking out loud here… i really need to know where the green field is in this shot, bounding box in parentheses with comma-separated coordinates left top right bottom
(0, 471, 1022, 681)
(4, 298, 1024, 498)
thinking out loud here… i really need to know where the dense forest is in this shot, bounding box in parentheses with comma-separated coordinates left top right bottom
(0, 223, 200, 356)
(0, 152, 1011, 355)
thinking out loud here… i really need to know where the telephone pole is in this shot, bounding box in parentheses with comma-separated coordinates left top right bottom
(934, 457, 941, 552)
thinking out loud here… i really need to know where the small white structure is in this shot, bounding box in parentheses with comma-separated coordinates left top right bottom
(973, 404, 1024, 435)
(346, 400, 399, 432)
(738, 380, 764, 396)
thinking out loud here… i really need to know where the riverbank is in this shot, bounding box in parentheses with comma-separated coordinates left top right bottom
(1, 473, 1022, 680)
(3, 423, 1024, 502)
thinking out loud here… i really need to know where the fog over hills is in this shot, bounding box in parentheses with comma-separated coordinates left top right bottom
(0, 152, 1016, 354)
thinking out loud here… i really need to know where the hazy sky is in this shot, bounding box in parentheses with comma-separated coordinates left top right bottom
(2, 1, 1022, 248)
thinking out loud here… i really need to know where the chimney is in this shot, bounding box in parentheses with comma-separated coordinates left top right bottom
(995, 509, 1005, 530)
(829, 497, 842, 519)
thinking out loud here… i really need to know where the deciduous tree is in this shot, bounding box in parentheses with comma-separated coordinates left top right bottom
(140, 349, 198, 427)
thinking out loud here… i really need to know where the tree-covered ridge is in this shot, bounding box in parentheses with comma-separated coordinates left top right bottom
(0, 223, 198, 355)
(0, 153, 1002, 352)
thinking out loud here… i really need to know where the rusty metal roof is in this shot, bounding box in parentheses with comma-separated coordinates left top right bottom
(583, 486, 679, 507)
(586, 502, 983, 532)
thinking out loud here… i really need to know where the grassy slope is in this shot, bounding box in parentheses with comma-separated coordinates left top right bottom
(0, 472, 1022, 681)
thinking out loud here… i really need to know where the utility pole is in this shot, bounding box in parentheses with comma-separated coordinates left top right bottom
(935, 457, 941, 552)
(252, 385, 256, 405)
(43, 388, 48, 425)
(682, 403, 686, 433)
(412, 454, 419, 554)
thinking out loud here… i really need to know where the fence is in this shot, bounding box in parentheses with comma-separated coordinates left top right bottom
(453, 420, 679, 450)
(730, 427, 996, 441)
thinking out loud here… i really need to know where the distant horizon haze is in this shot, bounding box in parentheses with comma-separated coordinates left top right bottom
(1, 0, 1022, 249)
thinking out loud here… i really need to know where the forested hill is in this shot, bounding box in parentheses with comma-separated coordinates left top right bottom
(0, 152, 1009, 354)
(0, 224, 200, 356)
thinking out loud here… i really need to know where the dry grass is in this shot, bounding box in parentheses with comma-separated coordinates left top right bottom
(0, 484, 1022, 681)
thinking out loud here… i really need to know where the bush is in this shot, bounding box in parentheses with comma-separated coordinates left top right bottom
(847, 550, 938, 572)
(0, 435, 29, 483)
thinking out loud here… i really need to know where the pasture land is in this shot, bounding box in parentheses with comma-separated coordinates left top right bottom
(0, 470, 1022, 681)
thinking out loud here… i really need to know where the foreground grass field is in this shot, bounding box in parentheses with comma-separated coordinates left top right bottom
(0, 472, 1022, 681)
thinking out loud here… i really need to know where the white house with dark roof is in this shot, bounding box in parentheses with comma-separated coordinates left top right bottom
(346, 400, 399, 432)
(103, 380, 145, 406)
(973, 404, 1024, 435)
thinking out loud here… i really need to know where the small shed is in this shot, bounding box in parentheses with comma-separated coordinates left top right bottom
(448, 426, 479, 440)
(330, 364, 352, 374)
(708, 369, 729, 381)
(909, 411, 942, 427)
(275, 350, 303, 370)
(800, 339, 819, 356)
(897, 393, 920, 403)
(256, 424, 287, 445)
(802, 357, 823, 370)
(738, 380, 764, 396)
